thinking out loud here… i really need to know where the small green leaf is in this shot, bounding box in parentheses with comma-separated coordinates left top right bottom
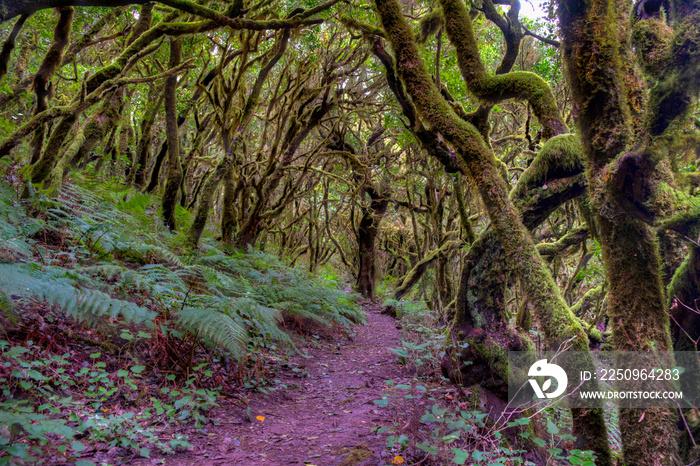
(26, 370, 46, 381)
(71, 441, 86, 452)
(431, 404, 447, 416)
(389, 348, 409, 358)
(546, 419, 560, 435)
(7, 346, 30, 358)
(416, 442, 438, 454)
(451, 448, 469, 464)
(6, 444, 29, 458)
(442, 431, 460, 442)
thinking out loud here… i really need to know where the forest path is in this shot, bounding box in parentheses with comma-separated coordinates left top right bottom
(137, 300, 427, 466)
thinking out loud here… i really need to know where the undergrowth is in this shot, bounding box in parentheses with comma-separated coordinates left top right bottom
(381, 298, 610, 465)
(0, 169, 364, 464)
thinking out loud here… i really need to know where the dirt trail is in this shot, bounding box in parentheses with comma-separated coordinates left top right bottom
(138, 300, 424, 466)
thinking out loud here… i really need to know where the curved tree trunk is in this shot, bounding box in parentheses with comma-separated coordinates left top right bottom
(27, 6, 73, 181)
(0, 13, 29, 80)
(187, 161, 227, 247)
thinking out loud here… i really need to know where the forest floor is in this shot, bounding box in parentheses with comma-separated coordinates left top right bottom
(130, 300, 439, 466)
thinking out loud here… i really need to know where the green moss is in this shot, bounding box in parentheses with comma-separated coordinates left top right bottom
(469, 337, 508, 381)
(417, 8, 444, 43)
(570, 285, 604, 317)
(632, 18, 673, 79)
(438, 0, 566, 138)
(536, 226, 588, 257)
(338, 444, 372, 465)
(465, 383, 484, 411)
(511, 134, 584, 201)
(587, 327, 603, 344)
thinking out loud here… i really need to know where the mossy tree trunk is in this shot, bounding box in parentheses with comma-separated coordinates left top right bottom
(0, 13, 29, 81)
(556, 0, 700, 460)
(453, 134, 587, 332)
(356, 185, 390, 299)
(130, 91, 163, 187)
(161, 38, 183, 231)
(372, 0, 612, 461)
(27, 6, 73, 179)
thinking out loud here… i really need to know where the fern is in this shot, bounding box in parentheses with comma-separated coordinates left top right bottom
(0, 263, 155, 324)
(0, 175, 364, 363)
(175, 306, 247, 359)
(0, 184, 41, 262)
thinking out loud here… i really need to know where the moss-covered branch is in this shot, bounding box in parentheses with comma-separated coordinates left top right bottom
(511, 135, 583, 198)
(0, 13, 29, 79)
(0, 59, 190, 160)
(536, 226, 588, 256)
(0, 0, 147, 23)
(158, 0, 328, 30)
(393, 239, 459, 300)
(570, 284, 605, 317)
(438, 0, 566, 139)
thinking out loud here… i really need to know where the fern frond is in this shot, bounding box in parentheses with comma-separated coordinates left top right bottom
(74, 264, 126, 281)
(176, 306, 248, 359)
(0, 264, 155, 325)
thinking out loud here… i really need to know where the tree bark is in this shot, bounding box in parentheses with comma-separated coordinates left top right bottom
(28, 6, 73, 173)
(356, 193, 389, 299)
(161, 38, 182, 230)
(556, 0, 700, 459)
(0, 13, 29, 80)
(373, 0, 612, 461)
(0, 0, 149, 23)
